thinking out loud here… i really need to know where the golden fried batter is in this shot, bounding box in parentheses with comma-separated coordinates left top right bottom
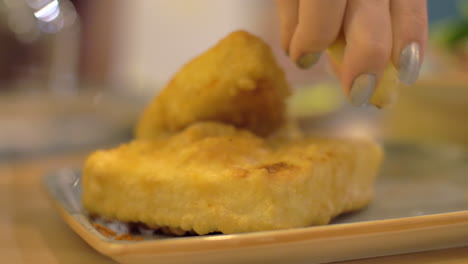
(135, 31, 290, 139)
(83, 30, 383, 235)
(83, 122, 382, 235)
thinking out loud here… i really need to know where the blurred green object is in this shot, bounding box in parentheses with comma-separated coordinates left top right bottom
(461, 0, 468, 18)
(432, 0, 468, 52)
(287, 82, 344, 118)
(434, 20, 468, 51)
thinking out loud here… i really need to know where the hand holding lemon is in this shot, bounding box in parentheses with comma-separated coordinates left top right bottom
(277, 0, 428, 108)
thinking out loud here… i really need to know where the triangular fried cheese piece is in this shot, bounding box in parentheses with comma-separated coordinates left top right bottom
(135, 30, 290, 139)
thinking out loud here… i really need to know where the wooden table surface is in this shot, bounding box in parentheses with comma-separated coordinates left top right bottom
(2, 152, 468, 264)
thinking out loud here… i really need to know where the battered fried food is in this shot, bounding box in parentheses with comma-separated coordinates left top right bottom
(83, 122, 382, 235)
(135, 30, 290, 139)
(82, 30, 383, 235)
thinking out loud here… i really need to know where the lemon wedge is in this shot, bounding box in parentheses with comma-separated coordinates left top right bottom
(327, 40, 400, 108)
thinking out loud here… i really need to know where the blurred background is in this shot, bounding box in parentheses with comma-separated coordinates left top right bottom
(0, 0, 467, 160)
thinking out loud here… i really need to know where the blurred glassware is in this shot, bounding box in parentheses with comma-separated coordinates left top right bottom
(0, 1, 141, 160)
(0, 0, 80, 91)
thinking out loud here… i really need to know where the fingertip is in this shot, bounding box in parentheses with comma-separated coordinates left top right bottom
(348, 73, 377, 106)
(341, 0, 392, 102)
(276, 0, 299, 58)
(288, 0, 346, 69)
(390, 0, 428, 85)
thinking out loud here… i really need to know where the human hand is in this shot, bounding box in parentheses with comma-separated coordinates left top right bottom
(277, 0, 428, 106)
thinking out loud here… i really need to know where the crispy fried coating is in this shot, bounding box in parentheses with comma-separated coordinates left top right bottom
(135, 31, 290, 139)
(83, 30, 383, 235)
(83, 122, 383, 235)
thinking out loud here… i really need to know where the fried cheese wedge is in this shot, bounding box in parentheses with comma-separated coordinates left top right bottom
(135, 30, 290, 139)
(83, 122, 383, 235)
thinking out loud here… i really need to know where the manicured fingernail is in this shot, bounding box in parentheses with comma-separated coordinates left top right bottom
(296, 52, 321, 69)
(399, 42, 421, 85)
(349, 74, 376, 107)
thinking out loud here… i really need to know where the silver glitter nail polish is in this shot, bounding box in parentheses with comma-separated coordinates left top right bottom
(399, 42, 421, 85)
(349, 74, 376, 107)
